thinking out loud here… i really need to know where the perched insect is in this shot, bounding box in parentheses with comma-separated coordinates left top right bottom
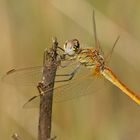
(61, 11, 140, 105)
(3, 10, 140, 106)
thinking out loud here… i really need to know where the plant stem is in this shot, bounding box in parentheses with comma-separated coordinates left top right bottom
(38, 38, 58, 140)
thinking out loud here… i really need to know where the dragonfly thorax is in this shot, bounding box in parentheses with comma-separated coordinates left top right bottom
(77, 48, 105, 69)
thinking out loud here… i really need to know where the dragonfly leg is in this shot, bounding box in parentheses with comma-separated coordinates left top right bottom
(57, 46, 65, 52)
(59, 60, 75, 68)
(55, 63, 81, 82)
(37, 82, 47, 96)
(37, 81, 55, 95)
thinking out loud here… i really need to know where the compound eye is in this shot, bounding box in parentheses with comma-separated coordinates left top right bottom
(72, 39, 80, 50)
(64, 39, 80, 56)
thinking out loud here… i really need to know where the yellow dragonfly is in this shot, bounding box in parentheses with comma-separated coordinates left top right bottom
(62, 11, 140, 105)
(3, 10, 140, 106)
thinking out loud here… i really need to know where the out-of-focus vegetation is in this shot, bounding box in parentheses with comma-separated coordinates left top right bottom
(1, 0, 140, 140)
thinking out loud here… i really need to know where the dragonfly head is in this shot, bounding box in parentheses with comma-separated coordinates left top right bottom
(64, 39, 80, 56)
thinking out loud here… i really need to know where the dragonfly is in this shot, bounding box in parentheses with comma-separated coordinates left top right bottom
(3, 10, 140, 107)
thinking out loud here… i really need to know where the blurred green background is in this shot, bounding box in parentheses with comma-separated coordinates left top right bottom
(1, 0, 140, 140)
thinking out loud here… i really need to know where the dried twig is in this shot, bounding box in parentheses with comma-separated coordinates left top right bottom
(38, 38, 58, 140)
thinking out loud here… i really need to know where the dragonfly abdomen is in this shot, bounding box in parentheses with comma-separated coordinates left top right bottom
(102, 66, 140, 105)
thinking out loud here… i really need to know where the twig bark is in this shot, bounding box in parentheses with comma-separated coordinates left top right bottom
(38, 38, 58, 140)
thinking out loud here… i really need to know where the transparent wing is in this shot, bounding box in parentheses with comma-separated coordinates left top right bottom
(2, 66, 43, 86)
(23, 65, 105, 108)
(54, 65, 103, 102)
(2, 59, 78, 86)
(92, 10, 103, 54)
(2, 61, 105, 108)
